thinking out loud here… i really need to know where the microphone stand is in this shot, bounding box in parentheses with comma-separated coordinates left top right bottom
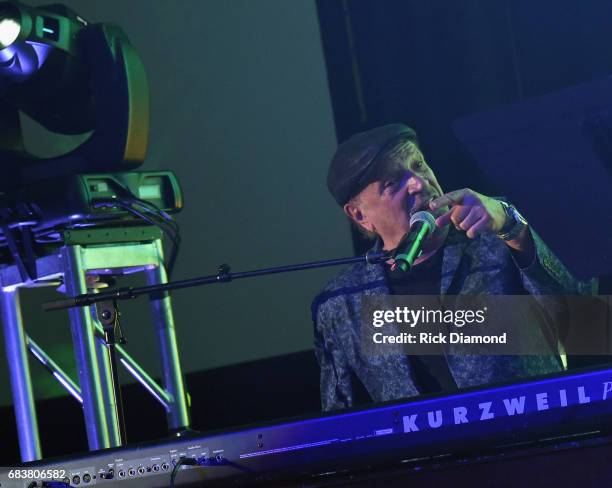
(42, 249, 392, 444)
(95, 299, 128, 446)
(43, 250, 391, 311)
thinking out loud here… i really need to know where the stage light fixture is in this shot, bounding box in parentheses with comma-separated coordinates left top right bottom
(0, 0, 150, 190)
(0, 1, 182, 281)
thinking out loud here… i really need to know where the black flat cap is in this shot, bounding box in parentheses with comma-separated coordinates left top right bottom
(327, 123, 418, 206)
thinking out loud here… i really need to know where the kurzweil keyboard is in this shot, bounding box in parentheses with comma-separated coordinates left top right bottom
(3, 366, 612, 487)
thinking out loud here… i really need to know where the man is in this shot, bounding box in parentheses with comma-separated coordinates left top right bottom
(312, 123, 580, 412)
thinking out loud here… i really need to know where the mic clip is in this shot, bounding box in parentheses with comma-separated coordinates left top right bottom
(388, 231, 419, 271)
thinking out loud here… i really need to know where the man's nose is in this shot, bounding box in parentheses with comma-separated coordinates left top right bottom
(406, 173, 425, 193)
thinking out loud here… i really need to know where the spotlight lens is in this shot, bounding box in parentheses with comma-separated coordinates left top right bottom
(0, 5, 20, 49)
(0, 18, 20, 48)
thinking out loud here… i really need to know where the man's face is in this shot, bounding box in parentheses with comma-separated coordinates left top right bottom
(344, 144, 447, 250)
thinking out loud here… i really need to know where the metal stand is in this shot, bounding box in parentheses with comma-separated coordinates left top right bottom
(1, 290, 41, 462)
(96, 299, 128, 446)
(0, 226, 190, 461)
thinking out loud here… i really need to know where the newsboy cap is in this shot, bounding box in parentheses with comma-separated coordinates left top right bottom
(326, 123, 418, 206)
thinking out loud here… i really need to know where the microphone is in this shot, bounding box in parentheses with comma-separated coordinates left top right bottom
(392, 211, 436, 272)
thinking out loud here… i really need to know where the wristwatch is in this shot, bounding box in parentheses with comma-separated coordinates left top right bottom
(497, 200, 528, 241)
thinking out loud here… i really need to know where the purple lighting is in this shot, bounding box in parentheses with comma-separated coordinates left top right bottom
(0, 40, 51, 81)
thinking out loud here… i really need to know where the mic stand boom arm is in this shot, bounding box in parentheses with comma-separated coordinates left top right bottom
(42, 250, 391, 311)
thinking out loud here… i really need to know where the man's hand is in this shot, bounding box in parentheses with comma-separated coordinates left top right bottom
(429, 188, 506, 239)
(429, 188, 535, 266)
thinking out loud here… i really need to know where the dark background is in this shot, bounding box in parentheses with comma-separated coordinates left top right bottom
(3, 0, 612, 464)
(317, 0, 612, 254)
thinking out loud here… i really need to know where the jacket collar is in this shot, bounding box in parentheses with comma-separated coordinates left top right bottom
(368, 227, 470, 295)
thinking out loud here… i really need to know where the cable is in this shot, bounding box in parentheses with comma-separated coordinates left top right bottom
(169, 458, 199, 488)
(119, 201, 181, 278)
(92, 198, 181, 278)
(108, 180, 182, 278)
(131, 197, 179, 233)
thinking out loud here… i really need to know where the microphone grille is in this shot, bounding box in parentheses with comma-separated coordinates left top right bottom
(409, 211, 436, 232)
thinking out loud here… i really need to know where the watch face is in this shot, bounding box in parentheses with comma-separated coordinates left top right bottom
(511, 206, 528, 225)
(497, 201, 528, 240)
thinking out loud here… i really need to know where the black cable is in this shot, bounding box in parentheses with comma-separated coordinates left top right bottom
(131, 198, 179, 233)
(116, 201, 178, 241)
(122, 197, 181, 275)
(169, 458, 199, 488)
(111, 181, 179, 232)
(109, 181, 182, 278)
(119, 202, 181, 278)
(92, 199, 181, 278)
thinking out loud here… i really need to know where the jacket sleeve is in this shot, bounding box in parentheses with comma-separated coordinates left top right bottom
(519, 228, 592, 295)
(313, 298, 353, 411)
(516, 227, 597, 346)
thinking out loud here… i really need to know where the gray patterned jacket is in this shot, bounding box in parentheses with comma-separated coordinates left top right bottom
(312, 227, 581, 411)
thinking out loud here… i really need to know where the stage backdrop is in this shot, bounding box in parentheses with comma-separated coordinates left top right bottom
(316, 0, 612, 255)
(0, 0, 344, 407)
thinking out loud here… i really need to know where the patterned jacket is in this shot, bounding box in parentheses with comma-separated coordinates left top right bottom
(312, 227, 582, 411)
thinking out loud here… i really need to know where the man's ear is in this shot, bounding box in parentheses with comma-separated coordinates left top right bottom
(343, 201, 374, 233)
